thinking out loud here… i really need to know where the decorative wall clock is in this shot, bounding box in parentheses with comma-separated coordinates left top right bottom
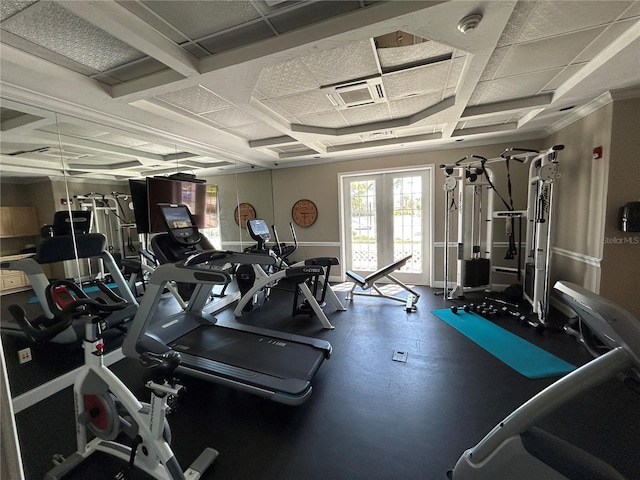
(234, 202, 256, 227)
(292, 199, 318, 227)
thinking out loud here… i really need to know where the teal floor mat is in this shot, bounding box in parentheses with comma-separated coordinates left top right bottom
(433, 308, 576, 379)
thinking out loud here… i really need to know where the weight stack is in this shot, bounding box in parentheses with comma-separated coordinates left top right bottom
(464, 258, 491, 287)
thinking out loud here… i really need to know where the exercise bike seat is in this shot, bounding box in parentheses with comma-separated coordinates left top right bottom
(140, 351, 181, 378)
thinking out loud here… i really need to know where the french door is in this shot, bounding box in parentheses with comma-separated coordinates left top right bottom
(341, 168, 432, 285)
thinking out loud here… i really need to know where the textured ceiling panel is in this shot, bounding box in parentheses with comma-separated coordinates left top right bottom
(135, 143, 180, 155)
(396, 124, 443, 137)
(447, 56, 466, 90)
(340, 102, 390, 126)
(458, 113, 517, 129)
(2, 1, 144, 72)
(227, 122, 284, 140)
(141, 0, 261, 40)
(38, 122, 110, 139)
(497, 0, 537, 47)
(156, 86, 233, 114)
(197, 20, 275, 55)
(383, 62, 451, 100)
(376, 40, 454, 69)
(299, 39, 379, 87)
(575, 18, 639, 63)
(480, 46, 509, 82)
(255, 59, 320, 99)
(96, 133, 151, 148)
(201, 107, 259, 128)
(495, 27, 605, 78)
(469, 69, 562, 105)
(296, 110, 350, 128)
(543, 64, 586, 91)
(268, 1, 362, 34)
(270, 90, 335, 117)
(261, 100, 295, 120)
(101, 57, 169, 83)
(388, 92, 443, 118)
(0, 0, 36, 21)
(516, 1, 633, 43)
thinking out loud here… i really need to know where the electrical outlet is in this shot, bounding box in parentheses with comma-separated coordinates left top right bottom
(18, 347, 32, 364)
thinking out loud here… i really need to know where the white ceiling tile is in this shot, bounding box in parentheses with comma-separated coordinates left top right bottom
(299, 39, 379, 86)
(471, 69, 562, 104)
(95, 133, 150, 148)
(271, 90, 335, 117)
(389, 92, 443, 118)
(543, 64, 587, 91)
(340, 103, 391, 126)
(2, 1, 144, 71)
(396, 124, 442, 137)
(156, 86, 233, 114)
(377, 40, 454, 70)
(227, 123, 284, 140)
(495, 27, 605, 78)
(447, 56, 466, 90)
(38, 122, 111, 138)
(255, 59, 319, 99)
(458, 113, 518, 130)
(497, 0, 538, 47)
(261, 100, 294, 120)
(620, 1, 640, 18)
(480, 46, 509, 82)
(135, 143, 180, 155)
(296, 110, 349, 129)
(383, 62, 451, 100)
(0, 0, 37, 21)
(515, 1, 633, 43)
(201, 108, 259, 128)
(575, 18, 639, 63)
(140, 0, 261, 40)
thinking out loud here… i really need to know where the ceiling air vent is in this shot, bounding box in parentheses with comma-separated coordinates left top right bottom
(323, 77, 386, 110)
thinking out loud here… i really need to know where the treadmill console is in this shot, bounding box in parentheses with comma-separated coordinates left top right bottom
(158, 203, 201, 246)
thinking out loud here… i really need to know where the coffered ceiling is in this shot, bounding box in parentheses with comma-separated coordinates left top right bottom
(1, 0, 639, 181)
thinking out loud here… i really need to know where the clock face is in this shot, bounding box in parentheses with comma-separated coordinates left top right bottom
(234, 202, 256, 228)
(292, 199, 318, 227)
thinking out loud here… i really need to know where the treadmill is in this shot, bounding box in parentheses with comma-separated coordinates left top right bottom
(122, 204, 331, 405)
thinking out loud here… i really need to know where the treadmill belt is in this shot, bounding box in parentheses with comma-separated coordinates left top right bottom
(169, 325, 325, 380)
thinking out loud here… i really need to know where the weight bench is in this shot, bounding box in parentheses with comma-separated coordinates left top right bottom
(345, 255, 420, 312)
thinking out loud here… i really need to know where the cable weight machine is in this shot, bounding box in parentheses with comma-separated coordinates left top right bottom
(440, 158, 495, 299)
(523, 145, 563, 323)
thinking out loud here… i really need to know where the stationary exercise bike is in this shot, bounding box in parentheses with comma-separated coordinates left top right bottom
(37, 280, 217, 480)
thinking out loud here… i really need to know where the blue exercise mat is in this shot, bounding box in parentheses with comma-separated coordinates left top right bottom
(432, 308, 576, 379)
(28, 283, 119, 304)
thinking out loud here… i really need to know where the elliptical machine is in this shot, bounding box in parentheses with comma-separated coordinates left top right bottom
(33, 279, 217, 480)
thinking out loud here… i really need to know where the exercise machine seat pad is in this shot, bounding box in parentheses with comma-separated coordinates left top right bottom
(35, 234, 107, 264)
(521, 427, 627, 480)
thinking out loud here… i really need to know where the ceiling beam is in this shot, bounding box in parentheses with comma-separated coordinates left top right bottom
(56, 0, 200, 78)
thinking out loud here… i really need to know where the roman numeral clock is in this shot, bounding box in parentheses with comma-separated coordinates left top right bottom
(292, 199, 318, 227)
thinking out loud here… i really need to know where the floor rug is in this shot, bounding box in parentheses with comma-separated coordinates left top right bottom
(432, 308, 576, 379)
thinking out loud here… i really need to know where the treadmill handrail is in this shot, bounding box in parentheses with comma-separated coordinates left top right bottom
(148, 262, 232, 286)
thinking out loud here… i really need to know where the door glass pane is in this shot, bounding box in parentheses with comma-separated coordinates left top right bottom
(350, 180, 377, 271)
(393, 176, 421, 273)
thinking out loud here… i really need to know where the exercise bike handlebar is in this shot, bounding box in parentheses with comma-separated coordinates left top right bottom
(6, 280, 128, 343)
(47, 279, 129, 319)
